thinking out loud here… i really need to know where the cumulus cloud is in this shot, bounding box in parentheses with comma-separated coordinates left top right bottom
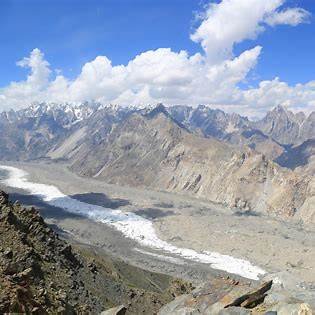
(242, 78, 315, 115)
(0, 49, 51, 107)
(190, 0, 310, 63)
(0, 0, 313, 116)
(16, 48, 51, 88)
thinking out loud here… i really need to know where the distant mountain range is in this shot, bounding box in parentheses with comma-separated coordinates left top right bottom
(1, 102, 313, 165)
(0, 102, 314, 222)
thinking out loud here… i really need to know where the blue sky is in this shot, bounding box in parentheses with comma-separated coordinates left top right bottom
(0, 0, 314, 115)
(1, 0, 314, 85)
(3, 0, 200, 85)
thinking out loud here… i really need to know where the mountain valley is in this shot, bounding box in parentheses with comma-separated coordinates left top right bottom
(0, 102, 314, 313)
(0, 102, 314, 222)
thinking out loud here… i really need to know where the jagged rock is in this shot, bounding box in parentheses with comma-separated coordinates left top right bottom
(87, 260, 98, 273)
(159, 278, 277, 315)
(60, 244, 79, 266)
(3, 262, 18, 275)
(205, 283, 271, 313)
(224, 280, 273, 308)
(101, 305, 127, 315)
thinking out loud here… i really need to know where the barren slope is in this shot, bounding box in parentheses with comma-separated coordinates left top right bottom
(59, 109, 312, 219)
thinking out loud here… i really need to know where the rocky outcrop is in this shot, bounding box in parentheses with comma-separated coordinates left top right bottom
(224, 280, 273, 308)
(254, 105, 315, 146)
(0, 191, 91, 313)
(159, 278, 314, 314)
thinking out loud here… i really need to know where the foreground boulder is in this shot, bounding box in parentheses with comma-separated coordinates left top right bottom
(224, 280, 272, 308)
(159, 277, 314, 315)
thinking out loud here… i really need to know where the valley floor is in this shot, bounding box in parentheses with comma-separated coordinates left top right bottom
(0, 160, 315, 305)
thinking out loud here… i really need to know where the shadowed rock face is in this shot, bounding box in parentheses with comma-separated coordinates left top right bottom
(276, 139, 315, 170)
(158, 279, 314, 314)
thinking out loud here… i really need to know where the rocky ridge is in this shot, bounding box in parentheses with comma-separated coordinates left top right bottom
(64, 107, 312, 221)
(0, 190, 95, 313)
(1, 102, 314, 163)
(255, 105, 315, 145)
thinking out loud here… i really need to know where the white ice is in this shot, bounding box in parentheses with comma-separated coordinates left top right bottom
(0, 165, 266, 280)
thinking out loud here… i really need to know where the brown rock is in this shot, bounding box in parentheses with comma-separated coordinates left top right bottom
(101, 305, 127, 315)
(224, 280, 272, 309)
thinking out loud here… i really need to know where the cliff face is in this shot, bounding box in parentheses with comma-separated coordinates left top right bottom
(254, 106, 315, 145)
(0, 191, 192, 314)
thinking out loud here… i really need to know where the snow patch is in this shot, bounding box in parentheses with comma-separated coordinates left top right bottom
(225, 122, 239, 133)
(0, 165, 266, 280)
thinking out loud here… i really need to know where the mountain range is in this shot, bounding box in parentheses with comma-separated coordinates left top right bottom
(0, 102, 314, 223)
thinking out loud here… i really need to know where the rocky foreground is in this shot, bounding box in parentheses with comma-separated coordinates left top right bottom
(0, 191, 193, 314)
(0, 190, 314, 314)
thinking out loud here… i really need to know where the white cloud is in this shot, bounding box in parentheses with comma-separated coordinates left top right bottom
(0, 0, 313, 117)
(16, 48, 51, 87)
(0, 48, 51, 108)
(265, 7, 310, 26)
(242, 78, 315, 115)
(190, 0, 309, 64)
(190, 0, 280, 63)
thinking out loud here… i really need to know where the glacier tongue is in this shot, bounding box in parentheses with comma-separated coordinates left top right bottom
(0, 165, 266, 280)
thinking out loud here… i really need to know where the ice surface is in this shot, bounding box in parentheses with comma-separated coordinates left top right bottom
(0, 165, 266, 280)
